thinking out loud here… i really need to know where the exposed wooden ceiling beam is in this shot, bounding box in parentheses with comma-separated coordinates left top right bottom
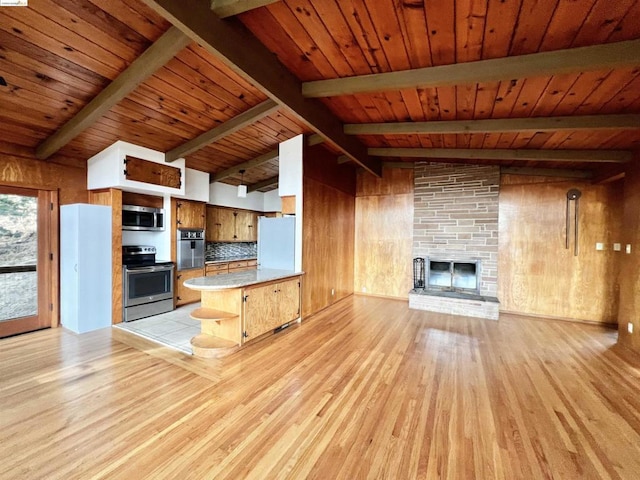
(368, 148, 633, 163)
(501, 167, 593, 179)
(36, 27, 190, 160)
(143, 0, 382, 177)
(211, 0, 280, 18)
(166, 99, 279, 161)
(345, 114, 640, 136)
(247, 175, 278, 193)
(211, 148, 278, 183)
(307, 134, 325, 146)
(303, 39, 640, 98)
(591, 165, 627, 184)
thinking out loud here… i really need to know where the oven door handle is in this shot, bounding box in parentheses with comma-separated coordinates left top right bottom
(125, 266, 174, 274)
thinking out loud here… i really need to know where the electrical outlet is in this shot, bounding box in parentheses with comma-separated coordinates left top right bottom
(595, 242, 604, 251)
(362, 286, 367, 293)
(628, 323, 634, 334)
(331, 288, 335, 296)
(626, 244, 632, 254)
(613, 243, 621, 251)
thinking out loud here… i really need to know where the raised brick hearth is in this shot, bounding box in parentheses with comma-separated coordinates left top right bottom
(410, 162, 500, 320)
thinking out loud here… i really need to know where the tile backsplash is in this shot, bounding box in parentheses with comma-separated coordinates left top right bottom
(206, 242, 257, 260)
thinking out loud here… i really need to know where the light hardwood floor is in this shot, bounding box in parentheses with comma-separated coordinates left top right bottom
(1, 296, 639, 479)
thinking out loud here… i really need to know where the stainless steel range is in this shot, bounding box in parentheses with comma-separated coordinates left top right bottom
(122, 245, 174, 322)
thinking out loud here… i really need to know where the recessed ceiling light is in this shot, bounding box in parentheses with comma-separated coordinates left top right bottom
(0, 76, 7, 87)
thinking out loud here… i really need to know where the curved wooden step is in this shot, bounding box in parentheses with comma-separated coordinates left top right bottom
(189, 307, 238, 322)
(190, 334, 239, 358)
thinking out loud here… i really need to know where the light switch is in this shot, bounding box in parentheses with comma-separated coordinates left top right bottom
(595, 242, 604, 251)
(626, 244, 632, 254)
(613, 243, 621, 251)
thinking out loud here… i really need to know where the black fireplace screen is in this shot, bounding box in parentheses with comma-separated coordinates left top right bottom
(427, 260, 479, 292)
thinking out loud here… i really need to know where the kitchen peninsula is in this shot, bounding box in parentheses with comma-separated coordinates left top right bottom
(184, 269, 303, 357)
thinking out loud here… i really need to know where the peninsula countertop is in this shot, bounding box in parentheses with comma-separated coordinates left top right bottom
(184, 268, 303, 291)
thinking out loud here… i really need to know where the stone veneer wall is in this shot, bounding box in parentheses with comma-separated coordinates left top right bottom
(413, 162, 500, 297)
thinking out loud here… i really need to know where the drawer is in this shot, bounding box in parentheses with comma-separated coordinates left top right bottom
(206, 263, 228, 276)
(208, 262, 229, 271)
(247, 259, 257, 267)
(230, 266, 253, 272)
(228, 260, 248, 270)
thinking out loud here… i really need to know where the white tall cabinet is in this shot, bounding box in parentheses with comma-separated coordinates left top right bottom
(60, 204, 112, 333)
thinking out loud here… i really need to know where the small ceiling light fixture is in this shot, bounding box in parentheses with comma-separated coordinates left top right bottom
(237, 169, 247, 198)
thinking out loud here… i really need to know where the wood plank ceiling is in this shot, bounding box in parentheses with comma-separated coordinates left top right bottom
(1, 0, 639, 188)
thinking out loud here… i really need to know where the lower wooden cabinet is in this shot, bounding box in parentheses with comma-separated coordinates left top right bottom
(175, 268, 204, 306)
(243, 277, 300, 340)
(205, 263, 228, 276)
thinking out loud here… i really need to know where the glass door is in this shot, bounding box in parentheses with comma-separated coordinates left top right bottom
(0, 186, 55, 338)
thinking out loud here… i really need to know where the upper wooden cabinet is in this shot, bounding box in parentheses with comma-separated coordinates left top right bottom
(206, 206, 258, 242)
(235, 210, 257, 242)
(176, 199, 205, 229)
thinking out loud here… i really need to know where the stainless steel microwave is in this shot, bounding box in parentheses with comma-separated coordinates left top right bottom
(122, 205, 165, 231)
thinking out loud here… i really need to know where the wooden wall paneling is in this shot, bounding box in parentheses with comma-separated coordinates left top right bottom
(47, 190, 59, 328)
(498, 175, 623, 324)
(302, 148, 356, 317)
(354, 167, 414, 299)
(89, 188, 122, 325)
(0, 154, 87, 204)
(617, 158, 640, 352)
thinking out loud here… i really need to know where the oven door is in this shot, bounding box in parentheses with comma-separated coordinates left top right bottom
(124, 265, 174, 307)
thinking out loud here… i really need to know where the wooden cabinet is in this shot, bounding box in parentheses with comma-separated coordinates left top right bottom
(243, 277, 300, 340)
(175, 268, 204, 306)
(206, 206, 257, 242)
(176, 199, 205, 229)
(205, 263, 229, 276)
(206, 206, 235, 242)
(235, 210, 257, 242)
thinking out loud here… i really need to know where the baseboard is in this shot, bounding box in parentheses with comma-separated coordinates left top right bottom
(354, 292, 409, 302)
(499, 309, 618, 329)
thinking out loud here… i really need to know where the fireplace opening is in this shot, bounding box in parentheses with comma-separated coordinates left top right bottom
(427, 259, 479, 293)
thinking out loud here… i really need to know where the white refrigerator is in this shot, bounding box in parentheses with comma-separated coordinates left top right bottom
(60, 204, 112, 333)
(257, 216, 296, 271)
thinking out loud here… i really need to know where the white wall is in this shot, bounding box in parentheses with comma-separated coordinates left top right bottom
(174, 168, 210, 202)
(263, 190, 282, 212)
(279, 135, 303, 271)
(209, 182, 266, 211)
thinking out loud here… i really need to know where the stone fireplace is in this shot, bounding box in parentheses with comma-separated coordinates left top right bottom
(409, 163, 500, 320)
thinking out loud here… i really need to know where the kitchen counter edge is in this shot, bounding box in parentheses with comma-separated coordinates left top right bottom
(184, 269, 303, 291)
